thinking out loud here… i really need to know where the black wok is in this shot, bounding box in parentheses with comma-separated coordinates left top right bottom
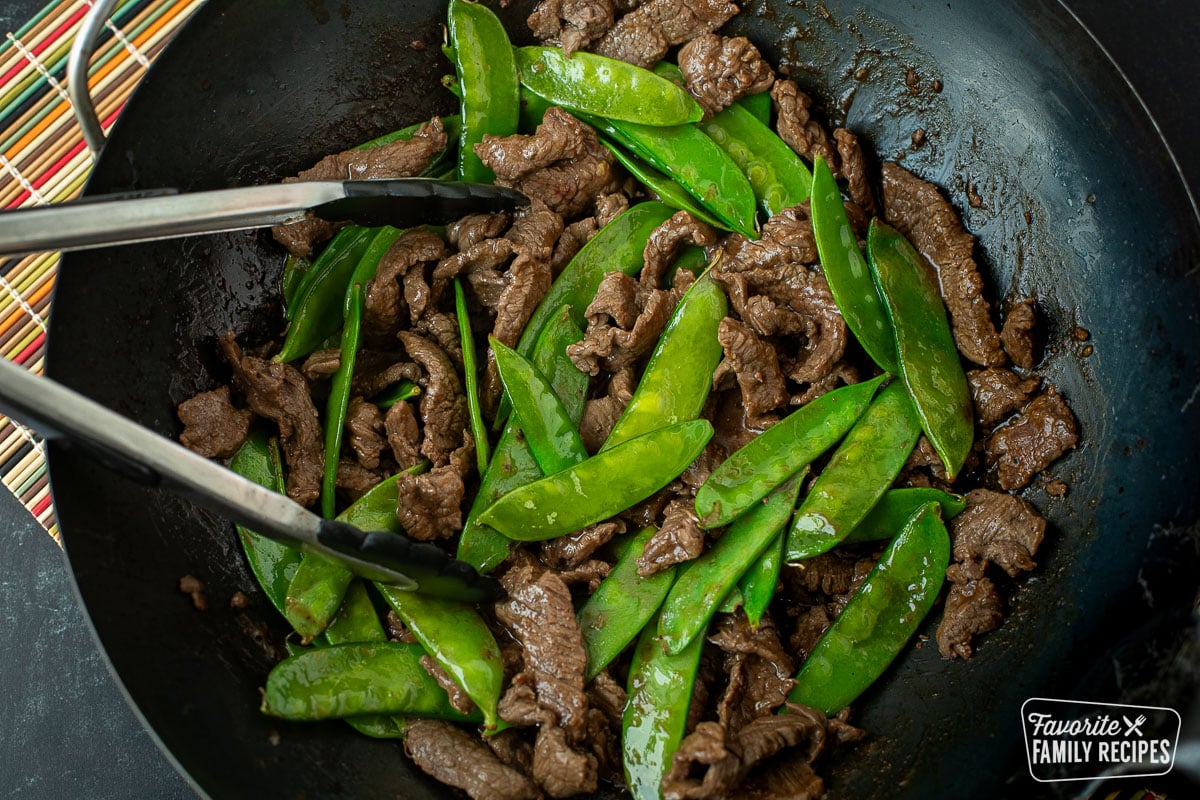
(44, 0, 1200, 797)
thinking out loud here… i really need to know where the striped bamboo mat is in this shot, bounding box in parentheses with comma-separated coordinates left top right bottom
(0, 0, 202, 542)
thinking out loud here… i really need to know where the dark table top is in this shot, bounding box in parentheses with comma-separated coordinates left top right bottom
(1, 1, 1197, 797)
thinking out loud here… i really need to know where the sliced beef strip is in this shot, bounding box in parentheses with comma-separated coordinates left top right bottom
(507, 200, 566, 265)
(384, 400, 422, 470)
(587, 670, 628, 722)
(739, 758, 826, 800)
(177, 386, 252, 458)
(595, 192, 629, 227)
(936, 574, 1004, 659)
(533, 721, 599, 798)
(880, 162, 1006, 367)
(552, 217, 598, 273)
(967, 367, 1041, 427)
(335, 460, 384, 500)
(498, 672, 544, 727)
(771, 80, 838, 171)
(985, 388, 1078, 490)
(579, 366, 636, 452)
(950, 488, 1047, 577)
(554, 558, 613, 593)
(711, 612, 795, 732)
(398, 331, 469, 467)
(271, 119, 448, 258)
(496, 564, 591, 737)
(637, 499, 706, 577)
(641, 210, 719, 289)
(591, 0, 738, 69)
(433, 238, 516, 305)
(542, 520, 626, 568)
(404, 719, 540, 800)
(343, 397, 387, 469)
(715, 317, 789, 418)
(394, 434, 473, 540)
(528, 0, 616, 55)
(364, 228, 448, 338)
(220, 334, 323, 506)
(487, 728, 536, 777)
(414, 310, 464, 368)
(420, 654, 478, 715)
(833, 128, 877, 218)
(484, 251, 555, 411)
(448, 212, 510, 252)
(678, 34, 774, 117)
(303, 349, 423, 399)
(567, 270, 682, 375)
(1000, 298, 1039, 369)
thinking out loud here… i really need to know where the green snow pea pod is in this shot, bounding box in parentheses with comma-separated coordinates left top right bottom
(261, 642, 483, 723)
(517, 46, 702, 125)
(844, 487, 967, 544)
(282, 254, 311, 314)
(491, 337, 587, 474)
(788, 502, 950, 714)
(786, 381, 922, 561)
(739, 92, 771, 126)
(809, 156, 899, 375)
(448, 0, 519, 182)
(700, 101, 812, 216)
(695, 375, 886, 528)
(277, 226, 376, 362)
(717, 586, 743, 614)
(658, 474, 802, 654)
(377, 584, 505, 730)
(623, 612, 706, 800)
(603, 140, 727, 230)
(603, 274, 726, 450)
(578, 526, 677, 681)
(459, 306, 587, 571)
(598, 117, 758, 238)
(320, 282, 365, 520)
(518, 86, 551, 133)
(455, 279, 491, 475)
(372, 379, 421, 410)
(867, 220, 974, 478)
(740, 531, 784, 628)
(478, 419, 714, 541)
(230, 431, 298, 616)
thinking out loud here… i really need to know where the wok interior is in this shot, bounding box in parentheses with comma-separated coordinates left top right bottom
(44, 0, 1200, 797)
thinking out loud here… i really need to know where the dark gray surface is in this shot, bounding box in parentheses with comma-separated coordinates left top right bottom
(0, 0, 1197, 797)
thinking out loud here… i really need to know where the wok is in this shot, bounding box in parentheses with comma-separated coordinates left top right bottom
(43, 0, 1200, 797)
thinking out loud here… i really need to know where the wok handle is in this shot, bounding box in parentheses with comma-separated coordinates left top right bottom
(68, 0, 122, 157)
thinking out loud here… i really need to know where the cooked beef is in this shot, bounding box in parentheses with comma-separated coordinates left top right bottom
(1000, 298, 1038, 369)
(398, 331, 469, 467)
(638, 499, 705, 576)
(567, 270, 682, 374)
(220, 334, 323, 506)
(951, 488, 1047, 577)
(344, 397, 386, 469)
(880, 162, 1006, 367)
(591, 0, 738, 68)
(542, 520, 626, 568)
(715, 317, 789, 417)
(420, 654, 478, 715)
(509, 201, 567, 263)
(739, 759, 826, 800)
(498, 673, 544, 726)
(335, 460, 384, 500)
(302, 348, 424, 397)
(395, 434, 472, 540)
(404, 720, 540, 800)
(533, 722, 599, 797)
(364, 229, 448, 338)
(177, 386, 252, 458)
(677, 34, 774, 117)
(587, 670, 628, 722)
(771, 80, 837, 170)
(642, 210, 719, 288)
(785, 551, 873, 598)
(476, 107, 617, 218)
(496, 564, 590, 736)
(271, 119, 448, 258)
(936, 575, 1004, 659)
(985, 388, 1078, 490)
(552, 217, 598, 273)
(833, 128, 876, 218)
(554, 558, 613, 593)
(448, 212, 510, 252)
(711, 612, 795, 732)
(487, 728, 536, 776)
(789, 605, 833, 658)
(595, 192, 629, 227)
(384, 400, 422, 470)
(433, 238, 516, 305)
(579, 366, 636, 451)
(484, 252, 555, 411)
(967, 368, 1040, 427)
(528, 0, 616, 55)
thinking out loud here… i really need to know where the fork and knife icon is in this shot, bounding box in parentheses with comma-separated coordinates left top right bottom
(1122, 714, 1147, 737)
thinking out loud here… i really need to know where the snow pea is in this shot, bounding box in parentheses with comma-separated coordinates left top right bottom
(788, 501, 950, 714)
(282, 254, 310, 315)
(578, 526, 677, 681)
(717, 586, 743, 614)
(516, 46, 703, 125)
(477, 419, 713, 541)
(373, 379, 421, 410)
(786, 381, 922, 561)
(867, 220, 974, 479)
(603, 274, 726, 450)
(320, 282, 364, 520)
(658, 474, 801, 654)
(809, 156, 899, 375)
(700, 101, 812, 216)
(448, 0, 518, 182)
(491, 337, 587, 474)
(598, 117, 758, 238)
(458, 307, 587, 571)
(695, 375, 886, 528)
(277, 226, 376, 361)
(844, 487, 967, 544)
(623, 612, 706, 800)
(603, 140, 727, 230)
(740, 531, 784, 628)
(377, 584, 505, 731)
(455, 279, 490, 474)
(261, 642, 483, 723)
(739, 92, 771, 126)
(230, 431, 298, 616)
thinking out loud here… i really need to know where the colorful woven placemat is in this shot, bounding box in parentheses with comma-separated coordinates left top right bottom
(0, 0, 202, 542)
